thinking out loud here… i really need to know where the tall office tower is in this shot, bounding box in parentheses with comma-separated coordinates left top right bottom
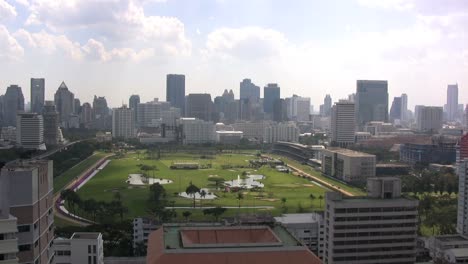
(324, 177, 419, 264)
(93, 96, 110, 130)
(214, 90, 236, 123)
(263, 83, 280, 114)
(80, 102, 93, 129)
(129, 94, 140, 122)
(401, 93, 408, 121)
(0, 160, 54, 264)
(417, 106, 443, 133)
(0, 169, 19, 264)
(42, 101, 60, 146)
(3, 85, 25, 127)
(112, 105, 135, 139)
(447, 84, 459, 121)
(458, 158, 468, 234)
(273, 99, 287, 122)
(185, 93, 213, 121)
(166, 74, 185, 112)
(330, 100, 355, 147)
(389, 96, 402, 121)
(16, 113, 45, 150)
(54, 82, 75, 127)
(73, 98, 81, 115)
(240, 78, 260, 103)
(356, 80, 388, 128)
(323, 94, 332, 116)
(30, 78, 45, 114)
(286, 95, 311, 121)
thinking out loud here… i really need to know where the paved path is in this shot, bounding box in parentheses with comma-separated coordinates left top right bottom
(54, 154, 113, 226)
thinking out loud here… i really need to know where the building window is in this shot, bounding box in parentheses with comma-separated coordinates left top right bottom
(18, 244, 31, 251)
(88, 245, 92, 254)
(88, 256, 92, 264)
(18, 225, 30, 232)
(93, 256, 97, 264)
(93, 245, 96, 253)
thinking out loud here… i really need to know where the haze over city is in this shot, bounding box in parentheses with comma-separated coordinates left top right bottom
(1, 0, 467, 108)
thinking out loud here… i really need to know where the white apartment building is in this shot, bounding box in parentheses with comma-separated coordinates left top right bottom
(286, 96, 311, 121)
(330, 100, 355, 147)
(232, 122, 269, 140)
(54, 233, 104, 264)
(16, 113, 45, 150)
(179, 118, 216, 144)
(417, 106, 443, 133)
(321, 148, 376, 183)
(324, 177, 419, 264)
(263, 122, 299, 144)
(112, 105, 135, 139)
(137, 100, 170, 127)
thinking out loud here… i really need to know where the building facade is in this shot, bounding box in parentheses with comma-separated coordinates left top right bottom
(166, 74, 185, 112)
(356, 80, 388, 128)
(179, 118, 216, 144)
(263, 83, 280, 114)
(16, 113, 45, 150)
(54, 82, 75, 127)
(330, 100, 355, 147)
(263, 122, 299, 144)
(240, 79, 260, 103)
(447, 84, 459, 122)
(3, 85, 25, 127)
(54, 233, 104, 264)
(30, 78, 45, 114)
(417, 106, 443, 133)
(185, 94, 213, 121)
(112, 106, 135, 139)
(322, 148, 376, 183)
(42, 101, 60, 146)
(0, 170, 19, 264)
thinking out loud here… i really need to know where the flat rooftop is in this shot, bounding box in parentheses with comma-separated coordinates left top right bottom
(325, 147, 375, 157)
(435, 234, 468, 242)
(274, 213, 322, 224)
(71, 232, 101, 240)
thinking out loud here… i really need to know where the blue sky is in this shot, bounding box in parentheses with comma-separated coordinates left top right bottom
(0, 0, 467, 110)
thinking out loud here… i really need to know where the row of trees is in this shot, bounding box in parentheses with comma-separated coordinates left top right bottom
(402, 168, 458, 196)
(419, 194, 457, 235)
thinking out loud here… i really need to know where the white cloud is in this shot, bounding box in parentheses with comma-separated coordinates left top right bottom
(357, 0, 414, 10)
(82, 38, 154, 62)
(0, 0, 17, 21)
(0, 24, 24, 60)
(203, 27, 287, 60)
(24, 0, 191, 56)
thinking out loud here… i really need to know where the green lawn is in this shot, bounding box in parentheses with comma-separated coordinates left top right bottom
(77, 152, 330, 220)
(54, 152, 108, 194)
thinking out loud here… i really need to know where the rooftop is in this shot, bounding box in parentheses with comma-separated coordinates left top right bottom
(435, 234, 468, 243)
(71, 232, 101, 240)
(325, 147, 375, 157)
(274, 213, 322, 224)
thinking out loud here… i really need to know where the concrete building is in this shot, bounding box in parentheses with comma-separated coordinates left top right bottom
(80, 102, 93, 129)
(240, 79, 260, 103)
(1, 126, 16, 142)
(263, 83, 280, 114)
(215, 130, 243, 144)
(401, 93, 408, 122)
(322, 148, 376, 183)
(286, 95, 310, 121)
(447, 84, 459, 122)
(1, 160, 54, 264)
(389, 96, 402, 121)
(232, 122, 269, 141)
(179, 118, 216, 144)
(166, 74, 185, 112)
(324, 177, 419, 264)
(0, 169, 19, 264)
(263, 122, 299, 144)
(146, 224, 321, 264)
(30, 78, 45, 114)
(133, 218, 158, 252)
(112, 105, 136, 139)
(320, 94, 332, 117)
(400, 142, 456, 165)
(458, 159, 468, 234)
(16, 113, 45, 150)
(274, 213, 324, 257)
(136, 100, 170, 127)
(54, 82, 75, 127)
(3, 85, 25, 127)
(129, 95, 140, 123)
(428, 235, 468, 261)
(273, 98, 287, 122)
(356, 80, 389, 128)
(185, 94, 213, 121)
(54, 233, 104, 264)
(417, 106, 443, 133)
(42, 101, 60, 146)
(330, 100, 355, 147)
(92, 96, 110, 130)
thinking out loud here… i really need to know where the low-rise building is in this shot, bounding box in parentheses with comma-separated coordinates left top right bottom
(321, 148, 376, 183)
(96, 131, 112, 142)
(232, 121, 269, 141)
(54, 232, 104, 264)
(264, 122, 300, 144)
(399, 143, 456, 164)
(215, 130, 243, 144)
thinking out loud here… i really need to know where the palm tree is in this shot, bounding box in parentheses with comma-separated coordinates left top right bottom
(182, 211, 192, 222)
(309, 194, 316, 209)
(186, 182, 200, 208)
(318, 195, 324, 209)
(200, 189, 207, 208)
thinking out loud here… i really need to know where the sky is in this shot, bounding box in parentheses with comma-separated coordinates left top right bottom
(0, 0, 467, 110)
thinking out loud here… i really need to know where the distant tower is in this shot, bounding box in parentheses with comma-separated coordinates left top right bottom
(447, 84, 459, 121)
(323, 94, 332, 116)
(112, 105, 136, 139)
(263, 83, 280, 114)
(42, 101, 60, 146)
(54, 82, 74, 127)
(401, 93, 408, 121)
(356, 80, 388, 128)
(240, 79, 260, 103)
(330, 100, 356, 147)
(166, 74, 185, 113)
(31, 78, 45, 114)
(16, 112, 45, 150)
(3, 85, 25, 127)
(129, 95, 140, 123)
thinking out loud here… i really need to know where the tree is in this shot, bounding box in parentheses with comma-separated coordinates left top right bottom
(203, 207, 227, 221)
(318, 195, 324, 209)
(237, 192, 244, 209)
(182, 211, 192, 222)
(199, 189, 207, 208)
(281, 197, 287, 213)
(60, 189, 81, 216)
(309, 194, 316, 209)
(186, 182, 200, 208)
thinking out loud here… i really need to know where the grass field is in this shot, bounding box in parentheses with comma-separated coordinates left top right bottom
(77, 151, 330, 220)
(54, 152, 108, 194)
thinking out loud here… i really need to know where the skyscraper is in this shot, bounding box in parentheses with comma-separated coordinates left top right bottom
(416, 106, 443, 133)
(356, 80, 388, 128)
(112, 105, 135, 139)
(447, 84, 459, 121)
(185, 94, 213, 121)
(80, 102, 93, 129)
(3, 85, 25, 127)
(74, 98, 81, 115)
(240, 79, 260, 103)
(30, 78, 45, 114)
(322, 94, 332, 116)
(129, 94, 140, 122)
(54, 81, 75, 127)
(16, 112, 45, 150)
(166, 74, 185, 112)
(330, 100, 356, 147)
(401, 93, 408, 121)
(263, 83, 280, 114)
(93, 96, 110, 130)
(43, 101, 60, 146)
(389, 96, 402, 121)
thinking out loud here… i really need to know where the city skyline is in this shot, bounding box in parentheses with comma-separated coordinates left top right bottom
(0, 0, 467, 108)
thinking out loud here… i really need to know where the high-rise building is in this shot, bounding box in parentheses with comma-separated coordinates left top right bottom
(80, 102, 93, 129)
(137, 100, 170, 127)
(263, 83, 280, 114)
(112, 105, 135, 139)
(286, 95, 311, 121)
(273, 99, 287, 122)
(320, 94, 332, 117)
(30, 78, 45, 114)
(3, 85, 25, 127)
(92, 96, 110, 130)
(263, 122, 299, 144)
(240, 79, 260, 103)
(0, 95, 4, 126)
(74, 98, 81, 115)
(42, 101, 61, 146)
(459, 134, 468, 162)
(129, 94, 140, 123)
(401, 93, 408, 121)
(54, 82, 75, 127)
(0, 160, 55, 264)
(16, 112, 45, 150)
(447, 84, 459, 122)
(458, 157, 468, 234)
(356, 80, 388, 128)
(330, 100, 355, 147)
(0, 169, 19, 264)
(185, 94, 213, 121)
(179, 118, 216, 144)
(389, 96, 402, 121)
(324, 177, 419, 264)
(166, 74, 185, 112)
(416, 106, 443, 133)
